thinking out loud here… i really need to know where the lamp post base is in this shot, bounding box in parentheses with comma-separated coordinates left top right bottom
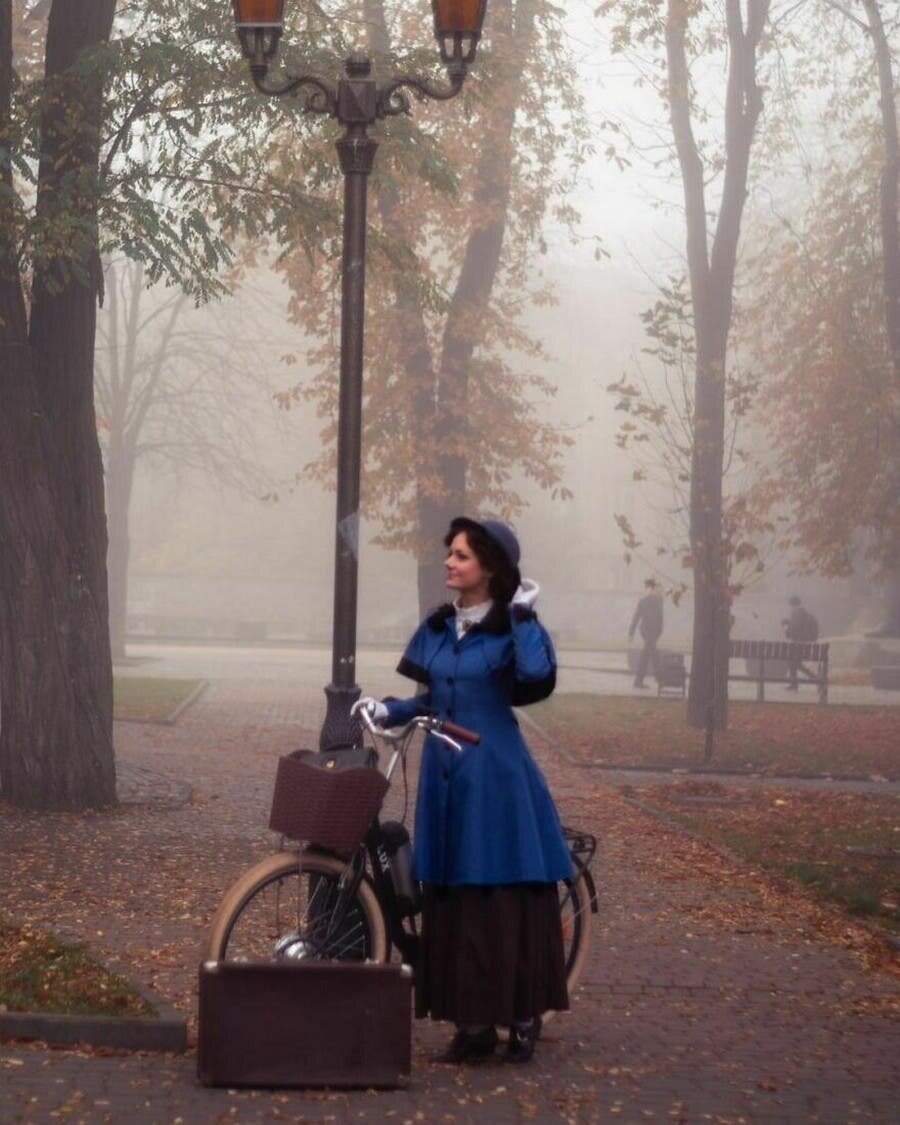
(320, 682, 363, 752)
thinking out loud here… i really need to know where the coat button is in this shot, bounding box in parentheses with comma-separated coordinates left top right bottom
(447, 676, 454, 685)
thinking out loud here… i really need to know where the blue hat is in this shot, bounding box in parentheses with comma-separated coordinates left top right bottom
(481, 519, 521, 568)
(450, 516, 521, 569)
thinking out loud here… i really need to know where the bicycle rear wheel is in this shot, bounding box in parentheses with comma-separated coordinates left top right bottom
(204, 850, 388, 964)
(560, 872, 592, 997)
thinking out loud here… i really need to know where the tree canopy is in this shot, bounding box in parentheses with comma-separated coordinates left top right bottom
(274, 0, 590, 606)
(747, 137, 900, 584)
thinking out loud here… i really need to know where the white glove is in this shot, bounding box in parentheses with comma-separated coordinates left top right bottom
(511, 578, 540, 609)
(351, 696, 389, 724)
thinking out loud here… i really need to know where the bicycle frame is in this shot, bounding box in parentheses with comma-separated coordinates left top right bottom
(364, 824, 421, 964)
(299, 715, 598, 968)
(301, 730, 423, 964)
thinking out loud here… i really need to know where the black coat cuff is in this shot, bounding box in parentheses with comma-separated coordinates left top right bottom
(397, 657, 429, 685)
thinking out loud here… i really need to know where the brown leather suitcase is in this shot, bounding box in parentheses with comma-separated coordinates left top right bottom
(198, 961, 412, 1088)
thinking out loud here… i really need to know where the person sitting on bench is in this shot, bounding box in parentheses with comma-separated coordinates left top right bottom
(781, 595, 819, 691)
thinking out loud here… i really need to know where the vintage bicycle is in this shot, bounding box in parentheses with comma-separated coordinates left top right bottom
(204, 709, 598, 1004)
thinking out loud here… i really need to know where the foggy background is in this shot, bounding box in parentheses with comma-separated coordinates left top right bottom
(117, 255, 866, 654)
(105, 1, 881, 660)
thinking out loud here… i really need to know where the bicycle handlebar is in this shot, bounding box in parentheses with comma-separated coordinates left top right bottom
(438, 718, 480, 745)
(356, 705, 480, 748)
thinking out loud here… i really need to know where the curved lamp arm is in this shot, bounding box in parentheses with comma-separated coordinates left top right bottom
(250, 69, 338, 115)
(376, 70, 465, 118)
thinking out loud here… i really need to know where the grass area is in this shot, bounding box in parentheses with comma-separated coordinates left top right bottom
(531, 694, 900, 780)
(0, 917, 154, 1017)
(633, 782, 900, 934)
(830, 669, 876, 687)
(113, 676, 204, 723)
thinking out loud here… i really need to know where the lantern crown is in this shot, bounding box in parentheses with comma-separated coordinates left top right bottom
(431, 1, 488, 68)
(232, 0, 285, 67)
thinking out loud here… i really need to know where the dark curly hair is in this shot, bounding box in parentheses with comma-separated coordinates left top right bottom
(445, 518, 521, 605)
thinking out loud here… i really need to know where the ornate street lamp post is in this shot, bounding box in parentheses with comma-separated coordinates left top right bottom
(231, 1, 489, 751)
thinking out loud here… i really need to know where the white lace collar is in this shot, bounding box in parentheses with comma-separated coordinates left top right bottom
(453, 597, 493, 638)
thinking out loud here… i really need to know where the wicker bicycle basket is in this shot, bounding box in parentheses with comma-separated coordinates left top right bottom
(268, 750, 389, 855)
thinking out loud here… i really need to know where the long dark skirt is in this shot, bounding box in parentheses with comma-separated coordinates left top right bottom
(415, 882, 569, 1027)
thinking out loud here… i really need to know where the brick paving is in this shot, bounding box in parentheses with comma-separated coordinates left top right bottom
(1, 654, 898, 1123)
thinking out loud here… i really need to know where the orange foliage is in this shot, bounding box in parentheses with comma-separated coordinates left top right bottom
(746, 144, 900, 582)
(274, 1, 590, 555)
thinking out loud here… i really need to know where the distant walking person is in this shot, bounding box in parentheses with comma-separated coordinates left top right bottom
(782, 595, 819, 691)
(628, 579, 664, 689)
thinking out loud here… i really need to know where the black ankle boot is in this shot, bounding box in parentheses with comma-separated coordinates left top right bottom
(433, 1025, 499, 1064)
(505, 1015, 541, 1064)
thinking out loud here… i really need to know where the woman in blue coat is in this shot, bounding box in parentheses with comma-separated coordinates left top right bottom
(357, 516, 572, 1064)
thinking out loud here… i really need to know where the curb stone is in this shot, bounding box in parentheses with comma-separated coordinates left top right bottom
(0, 972, 188, 1053)
(1, 917, 188, 1054)
(166, 678, 209, 723)
(115, 679, 209, 727)
(517, 710, 900, 790)
(0, 1009, 187, 1052)
(622, 793, 900, 957)
(116, 762, 192, 807)
(515, 708, 579, 763)
(620, 793, 747, 866)
(525, 709, 900, 958)
(590, 763, 900, 786)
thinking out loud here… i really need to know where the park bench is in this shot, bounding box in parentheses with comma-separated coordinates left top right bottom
(871, 665, 900, 691)
(728, 639, 830, 704)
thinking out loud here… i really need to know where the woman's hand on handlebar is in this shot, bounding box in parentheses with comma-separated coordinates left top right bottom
(351, 697, 389, 727)
(353, 701, 480, 750)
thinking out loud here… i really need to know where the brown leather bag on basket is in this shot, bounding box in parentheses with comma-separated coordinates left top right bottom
(268, 747, 388, 855)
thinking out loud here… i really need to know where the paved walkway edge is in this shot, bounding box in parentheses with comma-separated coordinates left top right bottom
(115, 679, 209, 728)
(517, 709, 900, 791)
(0, 1010, 187, 1052)
(623, 793, 900, 955)
(166, 679, 209, 724)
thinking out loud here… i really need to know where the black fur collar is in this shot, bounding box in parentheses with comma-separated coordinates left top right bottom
(425, 601, 536, 636)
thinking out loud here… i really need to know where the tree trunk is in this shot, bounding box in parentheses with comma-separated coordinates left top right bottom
(425, 0, 534, 604)
(0, 0, 117, 809)
(687, 332, 730, 730)
(106, 445, 134, 661)
(880, 577, 900, 635)
(98, 259, 187, 659)
(364, 0, 444, 609)
(862, 0, 900, 381)
(666, 0, 768, 731)
(860, 0, 900, 631)
(366, 0, 536, 614)
(0, 353, 116, 809)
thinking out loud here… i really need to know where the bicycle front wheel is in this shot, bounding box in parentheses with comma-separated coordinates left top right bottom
(204, 850, 388, 964)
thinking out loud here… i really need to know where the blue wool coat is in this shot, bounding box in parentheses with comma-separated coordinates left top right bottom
(383, 602, 573, 887)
